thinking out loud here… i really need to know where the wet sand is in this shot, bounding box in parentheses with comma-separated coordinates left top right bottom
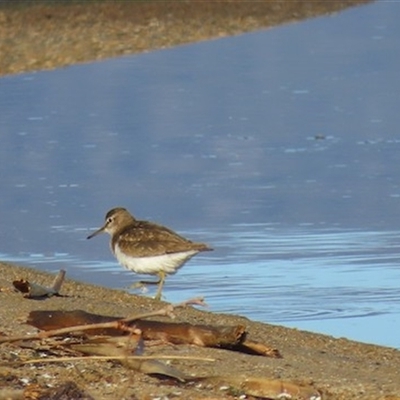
(3, 1, 400, 399)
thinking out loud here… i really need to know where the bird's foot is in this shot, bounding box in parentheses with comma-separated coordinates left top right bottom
(154, 292, 163, 301)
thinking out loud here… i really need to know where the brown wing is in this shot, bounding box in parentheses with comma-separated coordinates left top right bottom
(112, 220, 212, 257)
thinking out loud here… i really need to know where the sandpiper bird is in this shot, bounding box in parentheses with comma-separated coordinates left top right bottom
(87, 207, 212, 300)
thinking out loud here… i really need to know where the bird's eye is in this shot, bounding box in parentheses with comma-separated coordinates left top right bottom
(107, 217, 113, 224)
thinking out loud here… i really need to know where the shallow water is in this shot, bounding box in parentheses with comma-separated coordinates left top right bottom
(1, 1, 400, 348)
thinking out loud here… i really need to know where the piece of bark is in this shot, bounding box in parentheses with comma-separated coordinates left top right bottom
(130, 319, 246, 347)
(233, 340, 282, 358)
(27, 310, 281, 357)
(27, 310, 127, 336)
(27, 310, 244, 346)
(72, 338, 190, 382)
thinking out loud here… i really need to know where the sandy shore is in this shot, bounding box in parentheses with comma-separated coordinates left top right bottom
(1, 0, 371, 77)
(3, 1, 399, 399)
(1, 261, 400, 400)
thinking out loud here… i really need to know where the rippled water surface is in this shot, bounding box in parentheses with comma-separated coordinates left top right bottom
(1, 1, 400, 348)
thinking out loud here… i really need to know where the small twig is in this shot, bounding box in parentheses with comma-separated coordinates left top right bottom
(17, 354, 215, 365)
(0, 324, 137, 344)
(122, 296, 207, 323)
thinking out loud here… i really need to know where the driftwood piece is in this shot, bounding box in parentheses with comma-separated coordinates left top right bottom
(0, 298, 205, 344)
(27, 309, 281, 358)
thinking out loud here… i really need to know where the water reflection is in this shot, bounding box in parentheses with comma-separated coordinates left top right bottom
(1, 1, 400, 348)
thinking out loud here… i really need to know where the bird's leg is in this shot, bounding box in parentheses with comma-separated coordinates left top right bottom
(154, 271, 166, 301)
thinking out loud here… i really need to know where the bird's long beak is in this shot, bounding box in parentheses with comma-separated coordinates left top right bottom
(87, 225, 106, 240)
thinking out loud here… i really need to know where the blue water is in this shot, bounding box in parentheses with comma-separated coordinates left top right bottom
(1, 1, 400, 348)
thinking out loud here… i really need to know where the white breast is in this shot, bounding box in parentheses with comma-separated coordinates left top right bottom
(113, 245, 199, 275)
